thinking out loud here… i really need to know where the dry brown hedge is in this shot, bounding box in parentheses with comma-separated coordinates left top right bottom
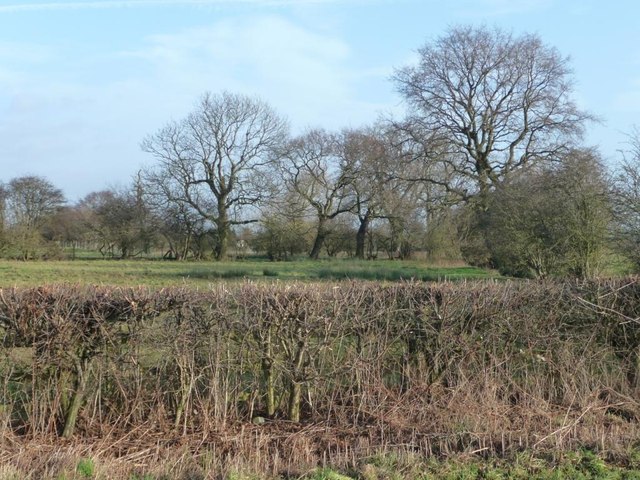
(1, 279, 640, 475)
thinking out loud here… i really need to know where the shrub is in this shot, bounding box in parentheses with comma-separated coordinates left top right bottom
(1, 279, 639, 470)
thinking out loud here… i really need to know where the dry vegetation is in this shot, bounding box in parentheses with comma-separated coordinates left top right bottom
(1, 279, 640, 478)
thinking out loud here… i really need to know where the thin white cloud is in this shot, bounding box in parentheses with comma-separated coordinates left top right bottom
(125, 15, 358, 126)
(0, 13, 395, 199)
(0, 0, 336, 13)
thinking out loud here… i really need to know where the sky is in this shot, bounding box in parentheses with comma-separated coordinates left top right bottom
(0, 0, 638, 201)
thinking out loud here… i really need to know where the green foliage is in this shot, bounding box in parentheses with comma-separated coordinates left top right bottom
(262, 268, 279, 277)
(76, 458, 95, 478)
(357, 450, 640, 480)
(304, 468, 354, 480)
(485, 149, 611, 278)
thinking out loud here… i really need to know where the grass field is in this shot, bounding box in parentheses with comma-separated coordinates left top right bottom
(0, 257, 498, 287)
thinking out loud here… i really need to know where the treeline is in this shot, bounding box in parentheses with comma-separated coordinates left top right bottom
(1, 280, 639, 470)
(2, 26, 640, 278)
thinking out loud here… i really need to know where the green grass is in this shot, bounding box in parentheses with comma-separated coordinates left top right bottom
(0, 258, 498, 288)
(75, 458, 95, 479)
(2, 450, 639, 480)
(601, 252, 636, 276)
(295, 450, 640, 480)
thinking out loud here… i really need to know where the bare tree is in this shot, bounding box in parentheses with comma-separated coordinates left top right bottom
(377, 176, 426, 260)
(0, 183, 6, 240)
(341, 127, 452, 260)
(1, 176, 65, 259)
(339, 127, 389, 259)
(43, 206, 87, 259)
(79, 184, 157, 259)
(253, 189, 313, 261)
(612, 127, 640, 269)
(140, 170, 210, 260)
(280, 129, 355, 259)
(394, 25, 592, 208)
(142, 91, 288, 260)
(156, 201, 209, 260)
(4, 176, 65, 230)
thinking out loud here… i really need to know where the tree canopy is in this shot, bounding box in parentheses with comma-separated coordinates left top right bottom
(394, 25, 592, 206)
(142, 91, 288, 260)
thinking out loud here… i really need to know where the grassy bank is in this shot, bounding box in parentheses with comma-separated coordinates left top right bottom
(3, 447, 640, 479)
(0, 258, 496, 287)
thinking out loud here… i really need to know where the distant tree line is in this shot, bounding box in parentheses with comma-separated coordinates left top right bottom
(1, 25, 640, 278)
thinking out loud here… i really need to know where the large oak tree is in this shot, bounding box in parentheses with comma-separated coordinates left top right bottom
(394, 25, 592, 208)
(142, 91, 288, 260)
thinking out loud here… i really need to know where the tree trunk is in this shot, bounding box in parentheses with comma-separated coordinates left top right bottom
(355, 212, 371, 260)
(287, 381, 302, 423)
(476, 165, 492, 213)
(309, 217, 328, 259)
(287, 337, 307, 422)
(262, 327, 276, 417)
(215, 202, 229, 260)
(181, 233, 192, 260)
(62, 358, 89, 438)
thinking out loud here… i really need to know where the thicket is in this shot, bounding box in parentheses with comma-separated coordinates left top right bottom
(1, 280, 640, 477)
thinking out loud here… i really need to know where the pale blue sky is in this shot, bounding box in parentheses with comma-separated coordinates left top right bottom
(0, 0, 638, 201)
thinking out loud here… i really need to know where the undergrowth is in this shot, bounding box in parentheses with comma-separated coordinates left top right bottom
(1, 279, 640, 478)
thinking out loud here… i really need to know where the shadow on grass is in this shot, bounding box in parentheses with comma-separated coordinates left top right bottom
(133, 260, 498, 285)
(174, 267, 255, 280)
(313, 267, 491, 282)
